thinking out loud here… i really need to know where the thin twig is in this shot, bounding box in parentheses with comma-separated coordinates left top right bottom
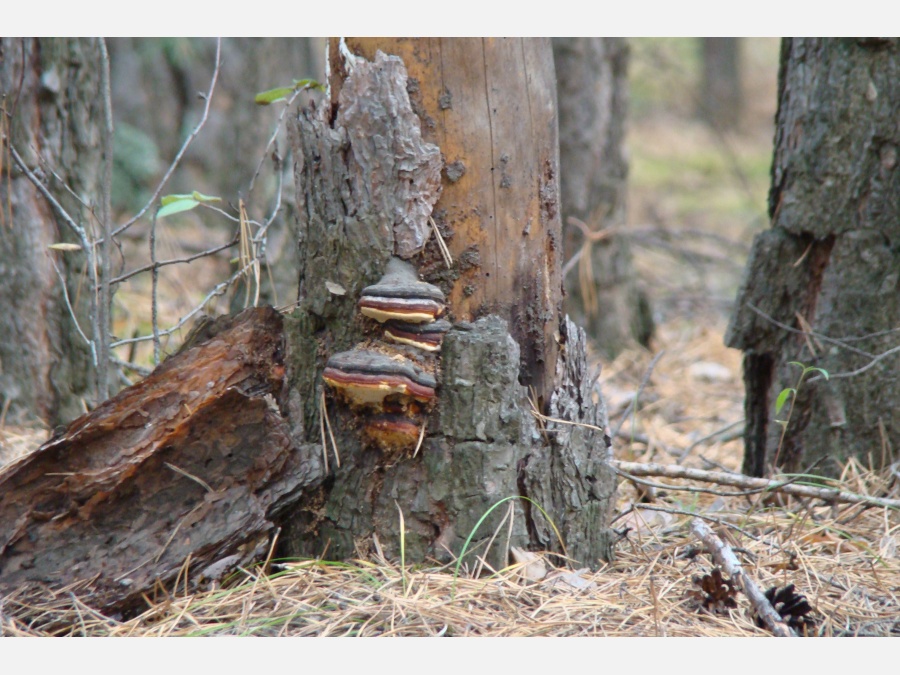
(612, 460, 900, 510)
(691, 518, 796, 637)
(150, 210, 161, 364)
(321, 390, 340, 469)
(109, 261, 258, 350)
(49, 254, 96, 365)
(112, 38, 222, 238)
(610, 350, 665, 441)
(96, 38, 114, 401)
(110, 231, 239, 285)
(676, 419, 744, 464)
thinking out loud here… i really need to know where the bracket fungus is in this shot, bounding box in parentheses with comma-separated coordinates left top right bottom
(384, 318, 451, 352)
(358, 257, 446, 324)
(322, 349, 437, 407)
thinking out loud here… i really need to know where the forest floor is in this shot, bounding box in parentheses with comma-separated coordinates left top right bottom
(1, 39, 897, 637)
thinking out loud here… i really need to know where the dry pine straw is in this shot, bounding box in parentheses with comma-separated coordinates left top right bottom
(1, 321, 898, 637)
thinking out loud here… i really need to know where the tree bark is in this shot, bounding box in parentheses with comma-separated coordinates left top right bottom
(0, 307, 323, 614)
(726, 38, 900, 476)
(553, 37, 653, 358)
(0, 38, 101, 425)
(279, 38, 617, 568)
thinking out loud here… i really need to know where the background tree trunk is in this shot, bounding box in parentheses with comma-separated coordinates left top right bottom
(0, 38, 100, 426)
(698, 38, 742, 131)
(279, 38, 617, 569)
(553, 37, 653, 358)
(726, 38, 900, 477)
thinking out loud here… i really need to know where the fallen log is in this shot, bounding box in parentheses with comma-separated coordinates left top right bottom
(0, 306, 324, 615)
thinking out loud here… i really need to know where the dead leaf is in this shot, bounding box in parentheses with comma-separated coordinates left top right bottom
(510, 546, 547, 581)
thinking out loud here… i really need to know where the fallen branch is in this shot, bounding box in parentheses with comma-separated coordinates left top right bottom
(612, 460, 900, 510)
(690, 518, 795, 637)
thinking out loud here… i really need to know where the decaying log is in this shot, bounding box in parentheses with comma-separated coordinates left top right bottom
(0, 307, 324, 613)
(691, 519, 796, 637)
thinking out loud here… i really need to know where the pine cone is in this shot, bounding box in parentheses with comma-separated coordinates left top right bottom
(687, 567, 738, 614)
(756, 584, 817, 635)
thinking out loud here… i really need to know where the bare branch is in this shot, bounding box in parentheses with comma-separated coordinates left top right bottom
(49, 254, 95, 364)
(97, 37, 114, 401)
(112, 38, 222, 238)
(610, 350, 665, 440)
(612, 459, 900, 510)
(109, 261, 259, 350)
(109, 231, 240, 286)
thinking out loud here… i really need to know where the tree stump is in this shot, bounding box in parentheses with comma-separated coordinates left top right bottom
(279, 39, 617, 568)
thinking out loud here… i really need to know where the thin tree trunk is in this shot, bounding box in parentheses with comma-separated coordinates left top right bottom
(726, 38, 900, 476)
(553, 37, 653, 358)
(0, 38, 100, 426)
(698, 38, 742, 130)
(280, 38, 617, 568)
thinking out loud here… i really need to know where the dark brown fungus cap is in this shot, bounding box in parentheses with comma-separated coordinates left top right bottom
(364, 414, 422, 452)
(322, 349, 437, 406)
(358, 257, 446, 323)
(384, 318, 451, 352)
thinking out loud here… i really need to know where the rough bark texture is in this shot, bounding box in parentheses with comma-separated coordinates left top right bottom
(280, 39, 616, 568)
(0, 38, 100, 425)
(553, 37, 653, 358)
(698, 38, 742, 130)
(0, 307, 324, 614)
(726, 38, 900, 476)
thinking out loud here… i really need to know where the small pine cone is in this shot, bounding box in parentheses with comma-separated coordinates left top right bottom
(687, 567, 738, 614)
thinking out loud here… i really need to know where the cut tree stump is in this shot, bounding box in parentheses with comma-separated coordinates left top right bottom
(0, 307, 324, 614)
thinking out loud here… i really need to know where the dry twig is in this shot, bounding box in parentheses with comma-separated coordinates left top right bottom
(691, 518, 795, 637)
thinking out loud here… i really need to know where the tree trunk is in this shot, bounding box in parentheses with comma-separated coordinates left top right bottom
(0, 38, 101, 426)
(698, 38, 742, 130)
(553, 37, 653, 358)
(726, 38, 900, 477)
(280, 38, 617, 569)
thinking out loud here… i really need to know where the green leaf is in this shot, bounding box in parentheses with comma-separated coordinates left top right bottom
(810, 367, 830, 380)
(191, 191, 220, 203)
(160, 193, 195, 206)
(292, 78, 324, 91)
(254, 86, 295, 105)
(157, 198, 199, 219)
(48, 243, 82, 252)
(775, 388, 795, 415)
(788, 361, 806, 370)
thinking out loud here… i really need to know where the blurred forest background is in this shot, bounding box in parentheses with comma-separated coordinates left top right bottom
(103, 37, 780, 368)
(2, 36, 779, 458)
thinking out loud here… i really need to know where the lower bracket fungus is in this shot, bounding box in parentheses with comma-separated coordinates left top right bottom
(322, 349, 437, 407)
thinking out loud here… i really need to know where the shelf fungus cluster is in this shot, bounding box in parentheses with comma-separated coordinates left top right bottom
(323, 258, 449, 453)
